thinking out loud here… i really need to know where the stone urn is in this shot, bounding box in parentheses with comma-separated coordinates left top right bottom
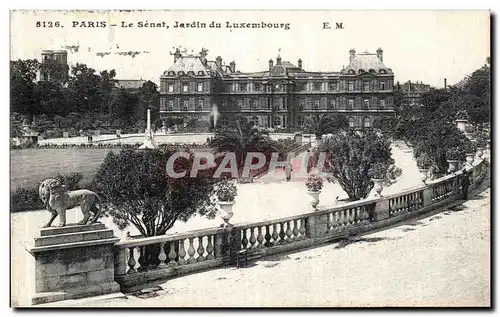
(418, 168, 429, 184)
(371, 178, 385, 197)
(465, 153, 475, 167)
(307, 191, 321, 209)
(447, 160, 460, 174)
(218, 201, 235, 228)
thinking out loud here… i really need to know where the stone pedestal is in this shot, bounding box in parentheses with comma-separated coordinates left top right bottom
(26, 223, 121, 305)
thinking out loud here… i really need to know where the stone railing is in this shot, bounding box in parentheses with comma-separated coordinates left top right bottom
(112, 158, 488, 293)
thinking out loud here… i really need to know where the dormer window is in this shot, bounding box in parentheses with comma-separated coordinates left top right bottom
(178, 71, 185, 75)
(369, 69, 376, 73)
(379, 69, 386, 74)
(168, 71, 175, 76)
(198, 71, 205, 76)
(348, 69, 355, 75)
(187, 71, 195, 76)
(359, 69, 365, 74)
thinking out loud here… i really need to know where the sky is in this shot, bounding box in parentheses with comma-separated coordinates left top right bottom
(10, 10, 490, 87)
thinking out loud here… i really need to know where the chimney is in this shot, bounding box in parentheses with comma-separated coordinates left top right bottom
(215, 56, 222, 70)
(229, 61, 236, 73)
(276, 55, 282, 65)
(349, 49, 356, 62)
(298, 58, 302, 69)
(376, 48, 383, 62)
(199, 48, 208, 66)
(444, 78, 447, 90)
(174, 48, 181, 62)
(269, 59, 274, 70)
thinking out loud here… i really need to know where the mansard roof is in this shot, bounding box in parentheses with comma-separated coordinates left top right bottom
(164, 56, 210, 76)
(343, 52, 393, 75)
(115, 79, 147, 90)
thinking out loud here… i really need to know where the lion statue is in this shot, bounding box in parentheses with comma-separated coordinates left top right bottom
(39, 178, 103, 227)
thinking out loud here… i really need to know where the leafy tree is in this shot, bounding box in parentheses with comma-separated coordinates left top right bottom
(94, 148, 220, 237)
(301, 114, 348, 141)
(10, 59, 39, 114)
(210, 121, 277, 178)
(308, 130, 400, 201)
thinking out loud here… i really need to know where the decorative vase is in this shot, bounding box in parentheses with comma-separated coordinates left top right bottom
(446, 160, 460, 174)
(465, 153, 475, 167)
(371, 178, 384, 197)
(218, 201, 235, 227)
(307, 191, 321, 209)
(418, 168, 429, 184)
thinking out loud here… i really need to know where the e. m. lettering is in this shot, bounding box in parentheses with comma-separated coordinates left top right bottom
(323, 22, 344, 30)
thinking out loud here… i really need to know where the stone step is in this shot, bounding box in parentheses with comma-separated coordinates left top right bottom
(41, 223, 106, 237)
(35, 229, 115, 247)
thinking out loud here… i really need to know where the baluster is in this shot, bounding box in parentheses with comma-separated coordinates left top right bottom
(136, 246, 147, 272)
(279, 222, 286, 243)
(187, 237, 196, 264)
(338, 210, 344, 226)
(127, 247, 137, 274)
(390, 198, 395, 216)
(347, 209, 354, 225)
(264, 225, 272, 246)
(241, 229, 249, 249)
(249, 228, 257, 249)
(286, 221, 293, 240)
(178, 239, 187, 265)
(257, 226, 264, 247)
(272, 224, 279, 245)
(298, 219, 306, 238)
(206, 235, 214, 260)
(355, 207, 361, 224)
(331, 212, 338, 229)
(158, 242, 167, 268)
(292, 220, 299, 239)
(168, 241, 178, 266)
(197, 237, 205, 262)
(403, 196, 408, 213)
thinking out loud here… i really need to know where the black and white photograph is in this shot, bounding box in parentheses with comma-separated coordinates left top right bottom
(8, 9, 491, 307)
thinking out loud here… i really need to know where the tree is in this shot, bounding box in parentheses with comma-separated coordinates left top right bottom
(210, 121, 277, 178)
(372, 115, 398, 136)
(137, 81, 160, 123)
(94, 148, 220, 237)
(10, 59, 39, 114)
(301, 114, 348, 141)
(308, 130, 400, 201)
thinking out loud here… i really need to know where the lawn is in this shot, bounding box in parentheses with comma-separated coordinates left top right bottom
(10, 148, 120, 191)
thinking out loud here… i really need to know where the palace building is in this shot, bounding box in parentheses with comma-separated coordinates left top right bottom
(159, 47, 395, 130)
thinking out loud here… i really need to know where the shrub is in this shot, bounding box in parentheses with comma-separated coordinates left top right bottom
(305, 174, 323, 192)
(216, 179, 238, 202)
(10, 187, 43, 212)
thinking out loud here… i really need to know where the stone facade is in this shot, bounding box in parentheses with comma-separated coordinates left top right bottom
(159, 48, 396, 131)
(38, 49, 68, 83)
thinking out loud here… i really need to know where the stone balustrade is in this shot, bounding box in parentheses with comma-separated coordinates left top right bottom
(26, 158, 488, 304)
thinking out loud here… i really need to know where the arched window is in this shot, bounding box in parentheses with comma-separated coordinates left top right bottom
(187, 71, 195, 76)
(348, 117, 356, 128)
(178, 71, 185, 75)
(379, 69, 386, 74)
(363, 117, 371, 128)
(348, 69, 355, 75)
(359, 69, 365, 73)
(168, 71, 175, 76)
(198, 71, 205, 76)
(251, 116, 259, 127)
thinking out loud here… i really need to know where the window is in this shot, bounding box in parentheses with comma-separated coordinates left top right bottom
(314, 82, 322, 91)
(239, 117, 247, 124)
(275, 83, 282, 91)
(364, 99, 370, 109)
(363, 82, 370, 91)
(349, 117, 355, 128)
(238, 83, 247, 92)
(299, 100, 305, 110)
(168, 84, 174, 92)
(198, 71, 205, 76)
(237, 100, 243, 109)
(348, 82, 354, 91)
(273, 116, 282, 127)
(329, 99, 336, 109)
(221, 116, 229, 127)
(160, 99, 166, 111)
(328, 82, 337, 91)
(297, 116, 305, 127)
(168, 100, 174, 111)
(348, 99, 354, 109)
(313, 100, 320, 110)
(254, 83, 262, 91)
(197, 83, 203, 92)
(196, 100, 203, 111)
(182, 83, 189, 92)
(380, 99, 386, 109)
(379, 81, 386, 90)
(182, 100, 189, 111)
(249, 99, 255, 109)
(363, 117, 371, 128)
(297, 83, 307, 91)
(251, 116, 259, 127)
